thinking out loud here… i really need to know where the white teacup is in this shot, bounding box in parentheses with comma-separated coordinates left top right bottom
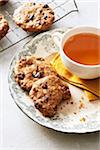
(53, 26, 100, 79)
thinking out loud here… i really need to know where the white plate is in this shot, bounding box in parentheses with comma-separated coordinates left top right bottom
(8, 28, 100, 133)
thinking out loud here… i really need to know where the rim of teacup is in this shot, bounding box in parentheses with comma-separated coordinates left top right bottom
(61, 26, 100, 68)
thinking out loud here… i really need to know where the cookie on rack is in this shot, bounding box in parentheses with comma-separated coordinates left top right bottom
(0, 0, 9, 5)
(0, 14, 9, 40)
(13, 2, 55, 32)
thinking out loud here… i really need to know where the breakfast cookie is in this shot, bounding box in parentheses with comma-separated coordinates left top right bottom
(14, 56, 57, 91)
(0, 14, 9, 40)
(29, 75, 71, 117)
(0, 0, 8, 5)
(13, 2, 55, 32)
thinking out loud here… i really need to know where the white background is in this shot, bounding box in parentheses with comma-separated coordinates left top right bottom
(0, 0, 100, 150)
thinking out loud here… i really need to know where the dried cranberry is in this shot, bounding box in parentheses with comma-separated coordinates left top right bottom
(29, 14, 35, 20)
(50, 12, 54, 15)
(41, 83, 48, 89)
(17, 73, 25, 80)
(38, 22, 41, 25)
(44, 15, 48, 20)
(40, 10, 43, 13)
(43, 4, 49, 8)
(36, 57, 44, 61)
(32, 71, 44, 78)
(44, 96, 49, 102)
(35, 103, 40, 109)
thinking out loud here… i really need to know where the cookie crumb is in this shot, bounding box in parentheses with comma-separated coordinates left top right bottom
(81, 96, 84, 100)
(80, 117, 86, 122)
(79, 100, 85, 109)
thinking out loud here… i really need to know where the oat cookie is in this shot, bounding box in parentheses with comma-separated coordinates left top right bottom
(0, 14, 9, 40)
(14, 56, 57, 91)
(29, 75, 71, 117)
(13, 2, 55, 32)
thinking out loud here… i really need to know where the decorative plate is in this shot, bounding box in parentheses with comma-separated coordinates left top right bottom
(8, 28, 100, 133)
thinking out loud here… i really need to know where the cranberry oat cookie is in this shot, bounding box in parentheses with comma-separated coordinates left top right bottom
(0, 14, 9, 40)
(13, 2, 55, 32)
(29, 75, 71, 117)
(14, 56, 57, 91)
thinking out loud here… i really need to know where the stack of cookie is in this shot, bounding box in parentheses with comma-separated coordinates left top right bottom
(14, 56, 71, 117)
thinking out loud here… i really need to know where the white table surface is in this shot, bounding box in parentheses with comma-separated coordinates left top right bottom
(0, 0, 100, 150)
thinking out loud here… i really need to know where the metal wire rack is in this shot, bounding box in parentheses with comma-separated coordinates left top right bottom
(0, 0, 78, 52)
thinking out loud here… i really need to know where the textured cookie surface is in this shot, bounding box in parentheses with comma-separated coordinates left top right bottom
(14, 56, 57, 91)
(29, 75, 71, 117)
(13, 2, 55, 32)
(0, 14, 9, 40)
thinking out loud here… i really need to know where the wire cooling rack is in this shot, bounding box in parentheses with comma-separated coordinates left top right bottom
(0, 0, 78, 52)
